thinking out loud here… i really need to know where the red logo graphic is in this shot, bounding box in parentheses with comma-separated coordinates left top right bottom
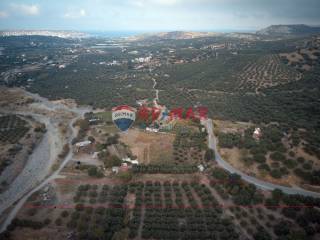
(137, 106, 208, 122)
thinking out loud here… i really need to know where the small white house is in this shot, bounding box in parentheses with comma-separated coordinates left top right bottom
(146, 127, 159, 133)
(89, 118, 99, 122)
(253, 128, 262, 140)
(131, 160, 139, 165)
(75, 140, 92, 148)
(122, 157, 139, 165)
(112, 166, 119, 174)
(198, 164, 205, 172)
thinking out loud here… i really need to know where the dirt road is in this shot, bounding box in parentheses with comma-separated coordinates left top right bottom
(203, 118, 320, 198)
(0, 90, 90, 232)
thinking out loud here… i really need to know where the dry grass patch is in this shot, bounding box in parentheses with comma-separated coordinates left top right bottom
(120, 128, 174, 164)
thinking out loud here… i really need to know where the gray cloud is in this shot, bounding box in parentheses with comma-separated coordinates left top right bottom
(0, 0, 320, 30)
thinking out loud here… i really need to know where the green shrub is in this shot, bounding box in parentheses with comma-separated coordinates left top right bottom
(270, 169, 282, 179)
(87, 166, 104, 178)
(302, 163, 312, 170)
(254, 154, 266, 163)
(258, 163, 270, 172)
(61, 210, 69, 218)
(270, 152, 285, 162)
(283, 159, 297, 169)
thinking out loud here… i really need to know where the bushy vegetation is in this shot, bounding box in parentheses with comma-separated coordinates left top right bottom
(69, 185, 127, 240)
(204, 148, 215, 161)
(211, 169, 320, 240)
(172, 123, 207, 164)
(0, 115, 30, 144)
(129, 181, 240, 240)
(3, 35, 320, 165)
(98, 152, 122, 168)
(87, 166, 104, 178)
(217, 123, 320, 183)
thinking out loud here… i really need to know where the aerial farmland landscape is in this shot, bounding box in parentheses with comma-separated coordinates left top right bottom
(1, 0, 320, 240)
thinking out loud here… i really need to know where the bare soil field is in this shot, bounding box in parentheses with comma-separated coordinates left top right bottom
(120, 128, 175, 164)
(0, 87, 33, 107)
(220, 147, 297, 187)
(213, 119, 253, 134)
(71, 153, 103, 166)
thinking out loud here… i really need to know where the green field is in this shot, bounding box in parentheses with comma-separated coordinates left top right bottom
(94, 111, 113, 123)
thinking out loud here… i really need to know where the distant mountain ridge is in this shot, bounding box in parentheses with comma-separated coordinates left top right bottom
(129, 31, 220, 41)
(257, 24, 320, 36)
(2, 25, 320, 40)
(155, 31, 219, 39)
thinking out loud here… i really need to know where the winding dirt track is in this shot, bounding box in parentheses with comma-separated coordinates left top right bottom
(0, 91, 91, 232)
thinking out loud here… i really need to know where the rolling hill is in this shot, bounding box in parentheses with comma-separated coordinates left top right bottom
(257, 24, 320, 37)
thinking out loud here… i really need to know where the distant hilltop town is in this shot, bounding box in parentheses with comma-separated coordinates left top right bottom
(0, 30, 89, 39)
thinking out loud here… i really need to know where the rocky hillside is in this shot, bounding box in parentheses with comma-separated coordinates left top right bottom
(131, 31, 220, 41)
(257, 24, 320, 37)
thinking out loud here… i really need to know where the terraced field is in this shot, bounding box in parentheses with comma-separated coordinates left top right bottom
(0, 115, 30, 144)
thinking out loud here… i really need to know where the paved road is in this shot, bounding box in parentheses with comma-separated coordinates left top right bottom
(203, 118, 320, 198)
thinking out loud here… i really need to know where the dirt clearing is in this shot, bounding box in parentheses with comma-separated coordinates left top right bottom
(120, 128, 174, 164)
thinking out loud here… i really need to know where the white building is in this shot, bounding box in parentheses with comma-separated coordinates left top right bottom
(198, 164, 205, 172)
(134, 56, 152, 63)
(253, 128, 262, 140)
(112, 166, 119, 174)
(75, 140, 92, 148)
(146, 127, 159, 133)
(122, 157, 139, 165)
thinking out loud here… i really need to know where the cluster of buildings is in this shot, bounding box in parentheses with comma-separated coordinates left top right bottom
(201, 43, 226, 50)
(106, 60, 121, 66)
(133, 56, 152, 63)
(112, 157, 139, 174)
(75, 140, 92, 152)
(0, 30, 89, 39)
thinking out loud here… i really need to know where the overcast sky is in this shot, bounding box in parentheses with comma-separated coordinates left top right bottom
(0, 0, 319, 32)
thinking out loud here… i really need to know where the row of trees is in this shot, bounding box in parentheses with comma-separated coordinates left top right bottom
(0, 127, 29, 144)
(73, 184, 109, 204)
(0, 115, 27, 129)
(217, 124, 320, 182)
(126, 180, 240, 240)
(132, 164, 198, 174)
(69, 185, 127, 240)
(211, 166, 320, 240)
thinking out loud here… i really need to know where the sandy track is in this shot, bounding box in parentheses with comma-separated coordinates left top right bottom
(0, 90, 91, 232)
